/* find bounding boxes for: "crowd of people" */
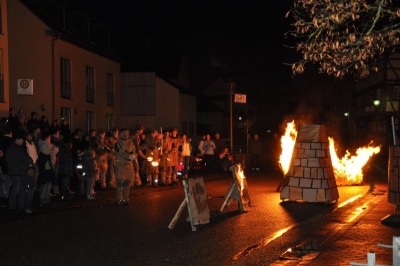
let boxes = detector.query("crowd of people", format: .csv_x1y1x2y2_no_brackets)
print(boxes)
1,107,262,214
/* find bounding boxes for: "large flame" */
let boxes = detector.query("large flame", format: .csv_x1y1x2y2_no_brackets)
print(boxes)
328,137,380,185
278,122,381,185
278,121,297,175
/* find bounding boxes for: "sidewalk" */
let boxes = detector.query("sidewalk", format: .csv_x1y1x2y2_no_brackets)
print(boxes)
273,183,400,266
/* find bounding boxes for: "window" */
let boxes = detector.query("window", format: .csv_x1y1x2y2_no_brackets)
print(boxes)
393,86,400,100
86,66,95,103
181,121,187,135
86,111,95,132
106,114,115,131
60,58,71,99
0,4,3,34
0,49,4,102
189,122,194,136
106,73,114,106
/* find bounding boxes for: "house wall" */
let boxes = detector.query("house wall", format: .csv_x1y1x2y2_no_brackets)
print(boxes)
155,77,179,130
0,0,9,116
179,92,196,136
7,0,120,132
120,72,181,131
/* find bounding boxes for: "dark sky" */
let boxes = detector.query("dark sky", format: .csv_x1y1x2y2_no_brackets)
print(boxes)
72,1,293,92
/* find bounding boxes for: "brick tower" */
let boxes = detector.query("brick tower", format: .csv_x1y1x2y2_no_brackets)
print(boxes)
280,124,339,203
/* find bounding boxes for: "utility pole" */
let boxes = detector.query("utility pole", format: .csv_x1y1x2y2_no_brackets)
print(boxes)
228,80,235,154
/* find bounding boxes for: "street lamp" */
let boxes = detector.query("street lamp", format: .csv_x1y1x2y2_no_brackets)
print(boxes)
228,80,235,154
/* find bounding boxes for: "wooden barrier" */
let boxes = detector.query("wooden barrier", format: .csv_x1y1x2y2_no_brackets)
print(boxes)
220,163,251,212
168,177,210,231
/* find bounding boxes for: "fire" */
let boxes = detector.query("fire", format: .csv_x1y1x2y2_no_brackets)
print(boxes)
237,164,245,195
278,121,381,185
328,137,380,185
279,121,297,174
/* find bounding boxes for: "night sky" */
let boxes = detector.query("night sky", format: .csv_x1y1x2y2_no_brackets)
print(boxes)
70,1,294,93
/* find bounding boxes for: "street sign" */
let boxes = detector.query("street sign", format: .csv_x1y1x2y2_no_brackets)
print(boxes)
17,79,33,95
234,93,246,103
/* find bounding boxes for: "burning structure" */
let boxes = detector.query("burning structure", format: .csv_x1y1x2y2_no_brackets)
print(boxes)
278,121,381,203
280,124,339,203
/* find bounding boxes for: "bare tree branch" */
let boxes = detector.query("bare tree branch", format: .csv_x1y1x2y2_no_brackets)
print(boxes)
286,0,400,78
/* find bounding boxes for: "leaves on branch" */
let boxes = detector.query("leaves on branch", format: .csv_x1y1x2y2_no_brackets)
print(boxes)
286,0,400,78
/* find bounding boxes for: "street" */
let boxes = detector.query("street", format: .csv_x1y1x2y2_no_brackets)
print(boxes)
0,168,377,266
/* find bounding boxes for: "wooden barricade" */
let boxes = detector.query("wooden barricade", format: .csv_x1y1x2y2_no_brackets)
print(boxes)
168,177,210,231
220,163,251,212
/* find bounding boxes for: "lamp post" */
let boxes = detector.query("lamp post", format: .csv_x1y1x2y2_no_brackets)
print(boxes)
228,80,235,154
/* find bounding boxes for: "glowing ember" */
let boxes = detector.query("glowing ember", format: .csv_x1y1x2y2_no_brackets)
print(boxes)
278,121,297,175
328,137,380,185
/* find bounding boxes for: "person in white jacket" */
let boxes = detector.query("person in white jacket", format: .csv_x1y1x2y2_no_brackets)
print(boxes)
180,134,192,178
24,132,39,189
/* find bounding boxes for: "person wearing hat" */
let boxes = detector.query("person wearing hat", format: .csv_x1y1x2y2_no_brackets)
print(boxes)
6,131,35,213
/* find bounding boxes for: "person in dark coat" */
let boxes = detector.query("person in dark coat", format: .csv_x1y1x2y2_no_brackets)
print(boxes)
39,115,50,135
60,118,71,142
57,140,74,200
0,126,13,203
6,131,34,213
26,112,40,134
7,107,20,137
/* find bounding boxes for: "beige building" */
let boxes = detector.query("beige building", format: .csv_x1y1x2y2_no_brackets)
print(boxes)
6,0,121,132
1,0,196,136
121,72,196,135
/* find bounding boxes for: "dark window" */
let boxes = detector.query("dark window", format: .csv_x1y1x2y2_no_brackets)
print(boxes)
0,74,4,102
0,4,3,34
86,111,95,132
106,73,114,106
86,66,95,103
60,58,71,99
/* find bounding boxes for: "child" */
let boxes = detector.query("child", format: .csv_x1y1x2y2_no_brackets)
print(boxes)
36,144,55,206
82,149,98,200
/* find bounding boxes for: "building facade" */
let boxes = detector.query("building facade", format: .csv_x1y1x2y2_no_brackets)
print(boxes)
6,0,121,132
120,72,196,135
353,53,400,148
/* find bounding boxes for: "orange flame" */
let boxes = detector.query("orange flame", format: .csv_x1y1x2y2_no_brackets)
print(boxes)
279,121,297,175
328,137,380,185
278,122,381,185
237,164,245,195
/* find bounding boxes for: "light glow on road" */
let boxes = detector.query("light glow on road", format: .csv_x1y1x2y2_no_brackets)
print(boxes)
337,194,362,209
232,224,295,261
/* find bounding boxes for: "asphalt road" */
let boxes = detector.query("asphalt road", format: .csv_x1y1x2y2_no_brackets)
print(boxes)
0,169,378,266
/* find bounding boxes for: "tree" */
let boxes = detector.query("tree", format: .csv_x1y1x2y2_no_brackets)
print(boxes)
286,0,400,78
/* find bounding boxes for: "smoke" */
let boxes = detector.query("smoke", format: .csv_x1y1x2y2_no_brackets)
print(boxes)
279,74,348,147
